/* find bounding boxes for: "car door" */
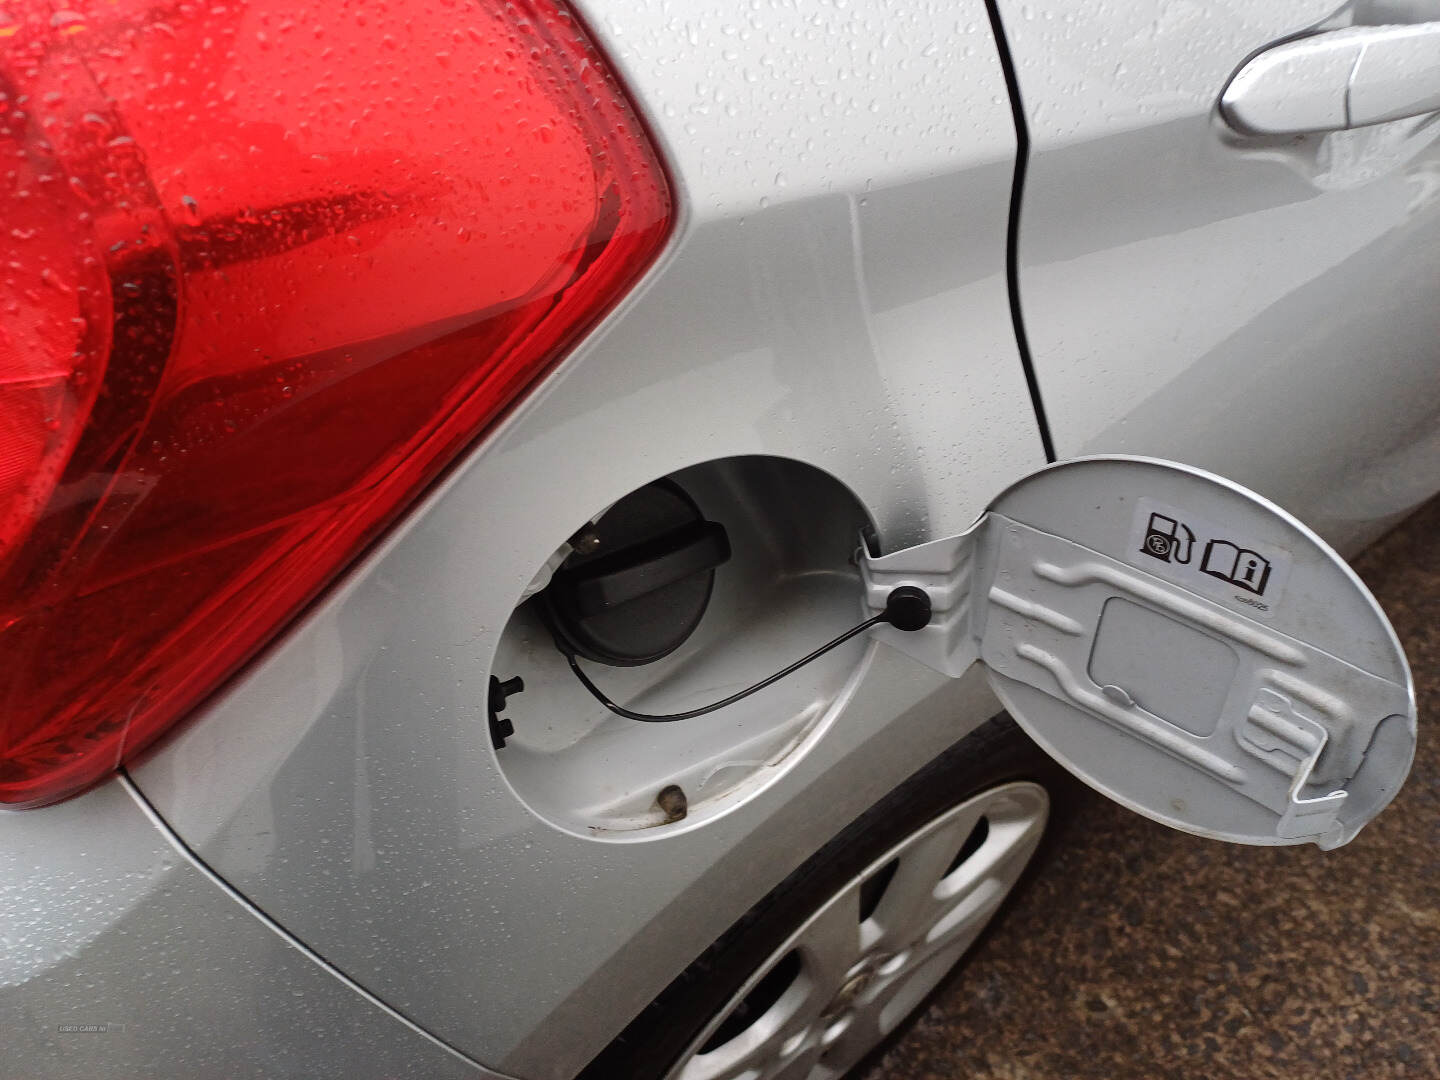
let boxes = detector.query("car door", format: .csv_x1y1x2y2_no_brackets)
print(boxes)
993,0,1440,553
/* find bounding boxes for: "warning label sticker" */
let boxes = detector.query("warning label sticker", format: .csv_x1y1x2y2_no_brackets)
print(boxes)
1125,497,1293,617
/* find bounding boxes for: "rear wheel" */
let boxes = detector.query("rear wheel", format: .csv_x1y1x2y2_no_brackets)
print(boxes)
582,715,1071,1080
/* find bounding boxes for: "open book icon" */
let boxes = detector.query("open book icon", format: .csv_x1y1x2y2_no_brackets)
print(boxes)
1201,539,1272,595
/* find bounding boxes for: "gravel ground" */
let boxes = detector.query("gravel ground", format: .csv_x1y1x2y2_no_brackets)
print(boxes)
861,498,1440,1080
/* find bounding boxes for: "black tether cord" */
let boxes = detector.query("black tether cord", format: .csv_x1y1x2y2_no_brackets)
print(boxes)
556,586,932,723
559,614,887,723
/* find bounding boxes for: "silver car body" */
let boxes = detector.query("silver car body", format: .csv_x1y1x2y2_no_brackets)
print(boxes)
5,0,1438,1077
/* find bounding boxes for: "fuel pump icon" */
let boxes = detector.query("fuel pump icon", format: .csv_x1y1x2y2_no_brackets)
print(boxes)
1140,512,1195,565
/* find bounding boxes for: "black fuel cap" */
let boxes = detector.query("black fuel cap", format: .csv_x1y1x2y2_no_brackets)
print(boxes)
541,480,731,667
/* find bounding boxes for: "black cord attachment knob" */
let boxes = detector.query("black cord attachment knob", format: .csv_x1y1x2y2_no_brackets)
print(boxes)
883,586,932,632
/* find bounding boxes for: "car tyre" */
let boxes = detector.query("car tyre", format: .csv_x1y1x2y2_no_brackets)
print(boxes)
580,714,1076,1080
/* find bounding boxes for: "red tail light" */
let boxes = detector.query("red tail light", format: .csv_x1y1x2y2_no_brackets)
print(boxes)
0,0,671,807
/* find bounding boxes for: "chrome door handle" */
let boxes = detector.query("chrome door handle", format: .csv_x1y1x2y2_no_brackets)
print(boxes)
1222,23,1440,135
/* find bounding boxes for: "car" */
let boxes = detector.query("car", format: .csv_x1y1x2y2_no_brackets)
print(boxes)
2,0,1435,1078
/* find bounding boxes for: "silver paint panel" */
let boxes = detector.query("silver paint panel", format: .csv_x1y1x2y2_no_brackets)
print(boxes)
0,777,504,1080
999,0,1440,551
126,1,1042,1076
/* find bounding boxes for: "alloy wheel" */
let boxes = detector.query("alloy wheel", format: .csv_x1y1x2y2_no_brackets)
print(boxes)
664,780,1050,1080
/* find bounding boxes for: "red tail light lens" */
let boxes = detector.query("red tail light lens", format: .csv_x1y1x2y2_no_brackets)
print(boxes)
0,0,671,807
